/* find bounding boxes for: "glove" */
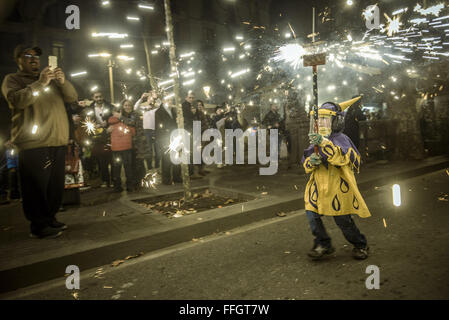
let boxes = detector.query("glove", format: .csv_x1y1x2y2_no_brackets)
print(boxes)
309,133,323,145
309,152,322,166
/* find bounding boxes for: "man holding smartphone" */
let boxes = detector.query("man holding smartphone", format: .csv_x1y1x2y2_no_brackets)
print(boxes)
1,44,78,239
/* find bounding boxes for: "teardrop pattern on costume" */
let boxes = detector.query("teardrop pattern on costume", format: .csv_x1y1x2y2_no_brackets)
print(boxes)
349,150,356,163
340,177,349,193
354,158,360,170
308,182,318,209
332,194,341,211
353,195,359,210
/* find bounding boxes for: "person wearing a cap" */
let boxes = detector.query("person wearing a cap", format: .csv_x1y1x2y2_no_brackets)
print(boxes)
1,45,78,239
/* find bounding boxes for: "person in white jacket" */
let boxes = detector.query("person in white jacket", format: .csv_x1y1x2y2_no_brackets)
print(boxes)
134,91,160,169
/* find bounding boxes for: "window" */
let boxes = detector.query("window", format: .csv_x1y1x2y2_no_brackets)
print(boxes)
203,27,215,43
52,41,64,62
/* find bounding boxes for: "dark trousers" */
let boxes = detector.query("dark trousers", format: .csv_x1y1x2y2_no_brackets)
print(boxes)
97,151,112,184
0,149,7,197
306,210,367,249
131,148,145,187
161,147,181,184
19,146,66,233
144,129,160,169
112,150,134,190
8,168,20,199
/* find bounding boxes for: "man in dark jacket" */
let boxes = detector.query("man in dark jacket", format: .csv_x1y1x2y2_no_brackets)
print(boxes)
262,104,283,157
182,92,195,131
343,95,366,149
211,106,225,129
155,98,182,185
1,44,78,238
262,104,282,130
76,92,114,187
182,92,195,175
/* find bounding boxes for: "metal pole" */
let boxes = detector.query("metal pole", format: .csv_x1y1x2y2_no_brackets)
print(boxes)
312,7,315,42
108,59,115,104
312,7,318,109
312,8,319,154
313,65,318,118
164,0,191,200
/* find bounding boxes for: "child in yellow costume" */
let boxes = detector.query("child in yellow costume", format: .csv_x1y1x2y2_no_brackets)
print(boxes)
302,99,370,260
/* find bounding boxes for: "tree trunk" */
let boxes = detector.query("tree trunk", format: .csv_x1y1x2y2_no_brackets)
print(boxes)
163,0,192,201
142,17,157,90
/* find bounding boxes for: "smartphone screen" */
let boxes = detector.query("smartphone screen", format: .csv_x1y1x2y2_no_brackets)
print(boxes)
48,56,58,70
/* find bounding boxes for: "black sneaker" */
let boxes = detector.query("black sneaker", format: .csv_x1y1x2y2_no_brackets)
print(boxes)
30,227,63,239
50,220,68,230
352,246,369,260
307,245,336,260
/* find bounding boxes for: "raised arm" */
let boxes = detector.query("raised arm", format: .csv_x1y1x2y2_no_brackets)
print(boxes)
2,74,45,110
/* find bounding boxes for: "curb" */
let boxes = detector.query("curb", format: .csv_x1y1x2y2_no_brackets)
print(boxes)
0,159,448,294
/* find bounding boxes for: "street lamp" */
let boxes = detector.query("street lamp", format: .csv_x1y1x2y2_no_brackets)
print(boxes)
88,52,116,104
107,59,115,104
138,3,154,10
137,3,157,89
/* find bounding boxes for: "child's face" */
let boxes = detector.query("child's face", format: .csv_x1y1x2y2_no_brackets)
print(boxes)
318,116,332,137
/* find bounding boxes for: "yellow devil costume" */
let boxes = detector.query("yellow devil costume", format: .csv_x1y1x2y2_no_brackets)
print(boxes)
301,97,370,260
302,97,371,218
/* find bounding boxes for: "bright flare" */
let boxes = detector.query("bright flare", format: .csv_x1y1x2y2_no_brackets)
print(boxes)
82,117,96,135
392,184,401,207
273,43,306,70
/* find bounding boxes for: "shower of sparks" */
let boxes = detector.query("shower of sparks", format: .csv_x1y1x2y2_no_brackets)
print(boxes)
272,43,306,69
385,14,402,36
414,3,445,17
362,5,377,22
166,135,183,154
287,22,296,39
141,171,160,189
81,117,96,135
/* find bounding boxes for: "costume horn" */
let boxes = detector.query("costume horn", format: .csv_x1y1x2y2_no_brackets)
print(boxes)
339,96,362,111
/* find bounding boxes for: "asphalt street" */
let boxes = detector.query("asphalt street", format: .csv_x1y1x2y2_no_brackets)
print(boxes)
7,169,449,300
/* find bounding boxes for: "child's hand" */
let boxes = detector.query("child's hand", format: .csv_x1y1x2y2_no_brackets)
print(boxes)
310,153,322,166
309,133,323,145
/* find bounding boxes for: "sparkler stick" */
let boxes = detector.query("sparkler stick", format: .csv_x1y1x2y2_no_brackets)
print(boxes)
303,7,326,155
312,9,319,155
